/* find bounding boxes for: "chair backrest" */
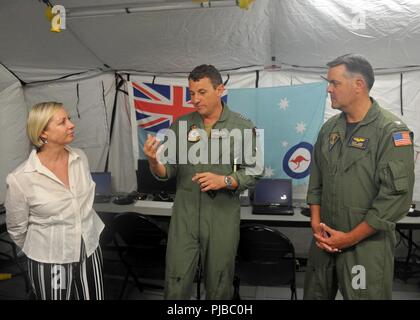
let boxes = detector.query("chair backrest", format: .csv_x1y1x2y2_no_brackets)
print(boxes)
113,212,167,249
112,212,167,297
236,224,296,287
238,224,295,262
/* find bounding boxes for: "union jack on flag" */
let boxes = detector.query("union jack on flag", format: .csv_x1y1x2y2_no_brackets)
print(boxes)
132,82,195,133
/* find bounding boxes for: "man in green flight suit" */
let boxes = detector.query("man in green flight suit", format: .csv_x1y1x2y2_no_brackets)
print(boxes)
304,54,415,299
144,64,263,299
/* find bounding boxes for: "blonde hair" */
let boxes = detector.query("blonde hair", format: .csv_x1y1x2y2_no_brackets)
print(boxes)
27,102,63,148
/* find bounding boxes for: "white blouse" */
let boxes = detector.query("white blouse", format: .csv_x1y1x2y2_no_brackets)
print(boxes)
5,146,104,264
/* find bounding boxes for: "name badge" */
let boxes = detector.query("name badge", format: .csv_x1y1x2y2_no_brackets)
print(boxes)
348,136,369,150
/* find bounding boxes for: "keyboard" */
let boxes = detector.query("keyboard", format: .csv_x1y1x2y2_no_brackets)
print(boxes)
135,200,173,209
252,205,294,215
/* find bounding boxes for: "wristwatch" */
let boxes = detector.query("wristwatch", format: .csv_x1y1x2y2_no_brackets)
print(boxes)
224,176,234,190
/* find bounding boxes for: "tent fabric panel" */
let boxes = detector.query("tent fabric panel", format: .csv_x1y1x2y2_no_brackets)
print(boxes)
0,82,30,203
0,0,105,82
272,0,420,69
23,73,115,173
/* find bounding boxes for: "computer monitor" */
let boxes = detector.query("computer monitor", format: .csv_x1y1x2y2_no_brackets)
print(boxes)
91,172,113,203
253,179,292,207
91,172,112,196
137,159,177,196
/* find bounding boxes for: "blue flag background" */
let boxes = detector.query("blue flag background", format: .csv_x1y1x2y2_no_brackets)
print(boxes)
227,82,327,185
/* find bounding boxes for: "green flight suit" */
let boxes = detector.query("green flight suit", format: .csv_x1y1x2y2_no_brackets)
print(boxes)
156,103,261,299
304,99,414,300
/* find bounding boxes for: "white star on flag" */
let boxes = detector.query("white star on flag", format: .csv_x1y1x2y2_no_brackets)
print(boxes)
282,141,289,147
263,166,274,178
295,122,306,133
278,98,289,111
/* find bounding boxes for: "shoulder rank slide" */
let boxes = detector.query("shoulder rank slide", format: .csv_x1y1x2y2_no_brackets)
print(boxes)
392,131,412,147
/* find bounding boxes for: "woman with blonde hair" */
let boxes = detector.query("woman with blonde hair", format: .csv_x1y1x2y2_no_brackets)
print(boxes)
5,102,105,300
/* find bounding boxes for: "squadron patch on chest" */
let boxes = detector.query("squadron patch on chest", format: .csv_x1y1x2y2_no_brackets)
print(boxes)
329,132,340,151
187,124,201,142
348,136,369,150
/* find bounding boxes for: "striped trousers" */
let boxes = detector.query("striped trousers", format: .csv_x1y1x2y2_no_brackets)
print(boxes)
27,243,104,300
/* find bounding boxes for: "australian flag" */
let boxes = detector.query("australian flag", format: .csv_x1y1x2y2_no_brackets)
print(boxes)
228,82,327,185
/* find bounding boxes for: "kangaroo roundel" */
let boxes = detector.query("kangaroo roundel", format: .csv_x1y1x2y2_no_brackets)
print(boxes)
283,142,313,179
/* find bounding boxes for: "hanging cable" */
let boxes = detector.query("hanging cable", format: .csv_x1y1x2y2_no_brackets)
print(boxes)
102,80,109,132
223,74,230,86
38,0,53,7
400,73,404,116
255,70,259,88
104,74,126,172
75,83,81,119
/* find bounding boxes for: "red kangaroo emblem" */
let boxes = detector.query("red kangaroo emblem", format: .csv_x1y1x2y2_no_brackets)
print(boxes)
289,155,309,169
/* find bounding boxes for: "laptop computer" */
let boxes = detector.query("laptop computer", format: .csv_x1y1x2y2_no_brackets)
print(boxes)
91,172,112,203
252,179,294,215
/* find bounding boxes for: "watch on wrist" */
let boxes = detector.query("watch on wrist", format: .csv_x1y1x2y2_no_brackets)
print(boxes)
224,175,234,190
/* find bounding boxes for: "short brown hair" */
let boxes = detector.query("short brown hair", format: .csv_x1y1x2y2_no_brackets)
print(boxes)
188,64,223,89
327,54,375,91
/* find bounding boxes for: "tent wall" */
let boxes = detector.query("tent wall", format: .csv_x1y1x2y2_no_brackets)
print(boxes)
272,0,420,70
0,1,105,82
66,1,271,75
3,1,420,83
0,65,30,204
23,72,116,173
108,77,137,193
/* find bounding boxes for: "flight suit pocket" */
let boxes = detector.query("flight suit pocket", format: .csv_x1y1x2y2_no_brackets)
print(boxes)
384,160,408,194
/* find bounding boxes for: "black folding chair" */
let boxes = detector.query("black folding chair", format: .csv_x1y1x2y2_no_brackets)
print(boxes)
0,219,31,297
113,212,167,299
235,224,297,300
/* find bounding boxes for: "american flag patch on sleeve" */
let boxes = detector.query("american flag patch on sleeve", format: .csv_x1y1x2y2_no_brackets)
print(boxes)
392,131,412,147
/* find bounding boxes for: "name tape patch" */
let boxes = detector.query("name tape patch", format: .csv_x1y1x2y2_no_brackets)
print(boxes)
348,136,369,150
